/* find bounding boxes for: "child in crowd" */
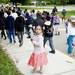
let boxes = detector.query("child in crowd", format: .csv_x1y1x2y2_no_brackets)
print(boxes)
67,16,75,56
28,25,48,74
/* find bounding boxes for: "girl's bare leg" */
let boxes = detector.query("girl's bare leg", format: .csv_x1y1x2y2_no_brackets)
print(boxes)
37,66,43,74
32,67,37,73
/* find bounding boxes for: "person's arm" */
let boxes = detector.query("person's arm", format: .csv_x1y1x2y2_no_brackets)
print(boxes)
67,23,71,37
49,26,54,32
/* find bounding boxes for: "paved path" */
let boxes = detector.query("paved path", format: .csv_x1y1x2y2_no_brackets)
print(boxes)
0,34,75,75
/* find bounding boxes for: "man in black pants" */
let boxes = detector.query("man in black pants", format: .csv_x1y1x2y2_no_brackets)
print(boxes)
15,12,25,47
0,10,6,40
43,13,55,54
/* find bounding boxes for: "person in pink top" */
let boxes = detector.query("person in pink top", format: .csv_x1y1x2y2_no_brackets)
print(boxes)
28,25,48,74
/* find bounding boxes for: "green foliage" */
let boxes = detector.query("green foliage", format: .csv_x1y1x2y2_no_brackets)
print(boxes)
0,46,22,75
10,0,32,5
50,0,69,5
58,10,75,18
0,0,75,5
22,0,32,5
68,0,75,4
0,0,10,3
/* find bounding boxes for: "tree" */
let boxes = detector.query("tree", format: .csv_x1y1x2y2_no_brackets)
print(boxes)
69,0,75,4
0,0,10,3
0,0,75,5
22,0,32,5
10,0,32,5
61,0,69,5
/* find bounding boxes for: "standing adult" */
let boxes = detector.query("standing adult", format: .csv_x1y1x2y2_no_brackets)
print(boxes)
15,11,25,47
61,9,67,22
6,10,16,43
52,6,58,14
33,11,44,29
53,12,60,35
43,12,55,54
0,10,6,40
25,12,33,38
11,9,18,20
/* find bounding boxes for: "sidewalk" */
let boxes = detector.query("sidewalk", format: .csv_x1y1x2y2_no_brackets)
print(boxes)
0,34,75,75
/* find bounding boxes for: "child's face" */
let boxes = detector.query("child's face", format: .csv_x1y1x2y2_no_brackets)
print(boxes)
36,26,42,35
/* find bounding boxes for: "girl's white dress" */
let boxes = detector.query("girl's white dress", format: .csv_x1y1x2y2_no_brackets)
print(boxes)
28,34,48,68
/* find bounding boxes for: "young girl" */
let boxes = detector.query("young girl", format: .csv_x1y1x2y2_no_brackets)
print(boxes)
28,25,48,74
67,16,75,56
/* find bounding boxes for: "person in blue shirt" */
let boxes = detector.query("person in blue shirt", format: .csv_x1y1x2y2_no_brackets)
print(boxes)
6,10,16,43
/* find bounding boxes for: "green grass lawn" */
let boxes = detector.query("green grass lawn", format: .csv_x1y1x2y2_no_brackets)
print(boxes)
67,11,75,16
0,46,23,75
59,10,75,18
19,6,75,17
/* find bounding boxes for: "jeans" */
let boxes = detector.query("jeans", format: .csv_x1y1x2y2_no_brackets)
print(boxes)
26,26,31,37
17,32,23,44
7,30,15,43
67,35,75,54
44,37,55,51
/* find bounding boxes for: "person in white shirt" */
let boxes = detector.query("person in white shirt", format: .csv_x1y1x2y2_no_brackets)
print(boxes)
67,16,75,55
30,9,36,20
11,9,18,20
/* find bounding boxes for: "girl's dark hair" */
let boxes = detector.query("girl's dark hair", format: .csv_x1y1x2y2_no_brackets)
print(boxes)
35,25,43,32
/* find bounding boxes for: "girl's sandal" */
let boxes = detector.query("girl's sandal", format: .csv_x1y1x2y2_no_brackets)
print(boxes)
36,71,43,74
31,69,36,73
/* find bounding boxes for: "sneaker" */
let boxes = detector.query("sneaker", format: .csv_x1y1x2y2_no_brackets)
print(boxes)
31,68,36,73
19,43,23,47
14,40,16,43
49,50,55,54
36,71,43,74
27,36,31,38
68,53,74,57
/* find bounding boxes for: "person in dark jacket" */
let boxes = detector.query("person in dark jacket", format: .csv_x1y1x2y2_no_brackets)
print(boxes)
43,13,55,54
52,6,58,14
0,10,6,40
15,11,25,47
6,10,16,43
61,9,67,22
25,12,33,38
33,12,44,27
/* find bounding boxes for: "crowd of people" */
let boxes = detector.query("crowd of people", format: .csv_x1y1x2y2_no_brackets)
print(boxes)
0,4,75,74
0,4,59,50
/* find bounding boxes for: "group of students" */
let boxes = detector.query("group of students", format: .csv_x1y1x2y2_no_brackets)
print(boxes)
0,4,25,46
0,4,75,74
0,4,59,51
